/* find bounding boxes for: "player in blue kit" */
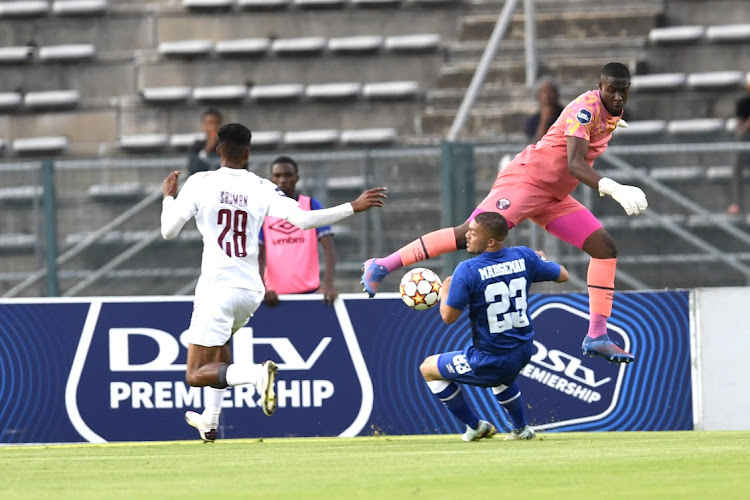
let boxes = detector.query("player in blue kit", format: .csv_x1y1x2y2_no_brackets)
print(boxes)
420,212,569,440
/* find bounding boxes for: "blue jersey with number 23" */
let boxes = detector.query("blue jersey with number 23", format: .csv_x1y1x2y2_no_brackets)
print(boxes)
446,246,562,355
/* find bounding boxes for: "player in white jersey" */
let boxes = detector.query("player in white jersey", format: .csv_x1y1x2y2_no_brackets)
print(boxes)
160,123,386,442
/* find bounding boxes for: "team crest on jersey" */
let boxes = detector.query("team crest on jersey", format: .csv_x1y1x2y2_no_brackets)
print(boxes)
576,109,592,124
496,198,511,210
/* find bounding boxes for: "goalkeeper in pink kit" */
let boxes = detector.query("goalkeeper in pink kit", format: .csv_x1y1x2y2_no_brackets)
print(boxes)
363,62,646,363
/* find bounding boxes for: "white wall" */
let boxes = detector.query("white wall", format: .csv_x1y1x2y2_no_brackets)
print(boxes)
692,287,750,430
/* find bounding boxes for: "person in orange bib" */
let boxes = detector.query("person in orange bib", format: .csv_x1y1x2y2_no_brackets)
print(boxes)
260,156,339,306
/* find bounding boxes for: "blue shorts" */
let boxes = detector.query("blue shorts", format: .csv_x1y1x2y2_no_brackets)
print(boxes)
436,339,534,388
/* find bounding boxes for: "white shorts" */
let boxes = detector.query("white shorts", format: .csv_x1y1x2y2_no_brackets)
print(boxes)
185,281,264,347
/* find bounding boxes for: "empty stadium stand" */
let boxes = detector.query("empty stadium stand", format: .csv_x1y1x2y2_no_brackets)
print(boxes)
3,0,750,297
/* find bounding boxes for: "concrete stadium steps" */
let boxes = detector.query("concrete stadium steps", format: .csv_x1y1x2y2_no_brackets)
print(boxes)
625,90,740,121
156,5,465,41
0,253,38,292
58,273,192,297
0,9,155,52
662,0,750,26
604,225,750,288
2,109,117,155
446,35,648,64
117,100,421,137
645,42,750,74
436,58,644,90
458,9,663,42
420,107,527,138
136,53,441,90
0,57,138,98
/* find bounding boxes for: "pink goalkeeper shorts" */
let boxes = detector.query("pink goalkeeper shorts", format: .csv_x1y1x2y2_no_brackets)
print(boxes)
469,172,602,249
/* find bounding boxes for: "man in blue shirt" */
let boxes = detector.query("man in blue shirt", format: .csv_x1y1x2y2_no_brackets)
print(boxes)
420,212,569,441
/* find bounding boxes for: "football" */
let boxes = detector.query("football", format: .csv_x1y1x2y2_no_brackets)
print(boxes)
399,268,442,311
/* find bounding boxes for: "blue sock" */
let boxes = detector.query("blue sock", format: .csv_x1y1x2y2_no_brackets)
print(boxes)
427,380,480,429
494,382,527,430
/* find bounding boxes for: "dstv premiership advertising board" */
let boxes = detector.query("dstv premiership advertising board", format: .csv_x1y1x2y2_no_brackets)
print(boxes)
0,291,691,443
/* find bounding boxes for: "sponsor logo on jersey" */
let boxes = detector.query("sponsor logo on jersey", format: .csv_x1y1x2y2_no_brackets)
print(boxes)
496,198,511,210
269,219,300,235
576,109,592,124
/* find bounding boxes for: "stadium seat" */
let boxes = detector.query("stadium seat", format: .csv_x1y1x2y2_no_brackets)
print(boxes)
117,134,170,152
250,130,283,148
0,1,49,17
686,71,746,90
362,81,419,99
158,40,214,57
193,85,247,101
170,133,204,149
340,128,397,146
410,0,457,5
271,37,327,56
139,86,192,103
293,0,345,8
0,185,42,202
52,0,107,16
88,183,147,201
350,0,402,7
0,46,34,63
24,90,80,108
249,84,305,101
667,118,726,135
0,233,36,251
384,34,441,53
305,83,361,100
327,35,384,55
705,24,750,43
237,0,290,9
726,118,738,133
0,92,22,109
706,165,732,180
630,73,686,91
215,38,271,56
612,120,668,136
283,130,339,147
182,0,235,10
647,25,705,44
649,166,705,182
0,138,7,152
12,136,69,154
38,44,95,62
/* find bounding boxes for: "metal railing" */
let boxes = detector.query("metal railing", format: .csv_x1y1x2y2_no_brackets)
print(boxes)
2,141,750,297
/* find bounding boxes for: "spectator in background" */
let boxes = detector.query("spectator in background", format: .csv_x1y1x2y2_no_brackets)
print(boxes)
727,94,750,215
259,156,339,307
524,76,565,144
188,109,223,175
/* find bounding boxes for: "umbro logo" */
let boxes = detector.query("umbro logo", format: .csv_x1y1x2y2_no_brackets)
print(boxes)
269,219,299,235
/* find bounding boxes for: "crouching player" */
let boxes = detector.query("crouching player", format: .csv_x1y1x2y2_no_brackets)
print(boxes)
420,212,569,440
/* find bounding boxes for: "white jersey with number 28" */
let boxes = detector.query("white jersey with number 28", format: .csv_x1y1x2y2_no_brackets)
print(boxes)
169,167,298,291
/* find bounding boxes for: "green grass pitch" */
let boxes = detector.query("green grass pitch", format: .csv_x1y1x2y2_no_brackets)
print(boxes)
2,431,749,499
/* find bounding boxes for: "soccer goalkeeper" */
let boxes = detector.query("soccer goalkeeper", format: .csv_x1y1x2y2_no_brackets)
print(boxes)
363,62,645,364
